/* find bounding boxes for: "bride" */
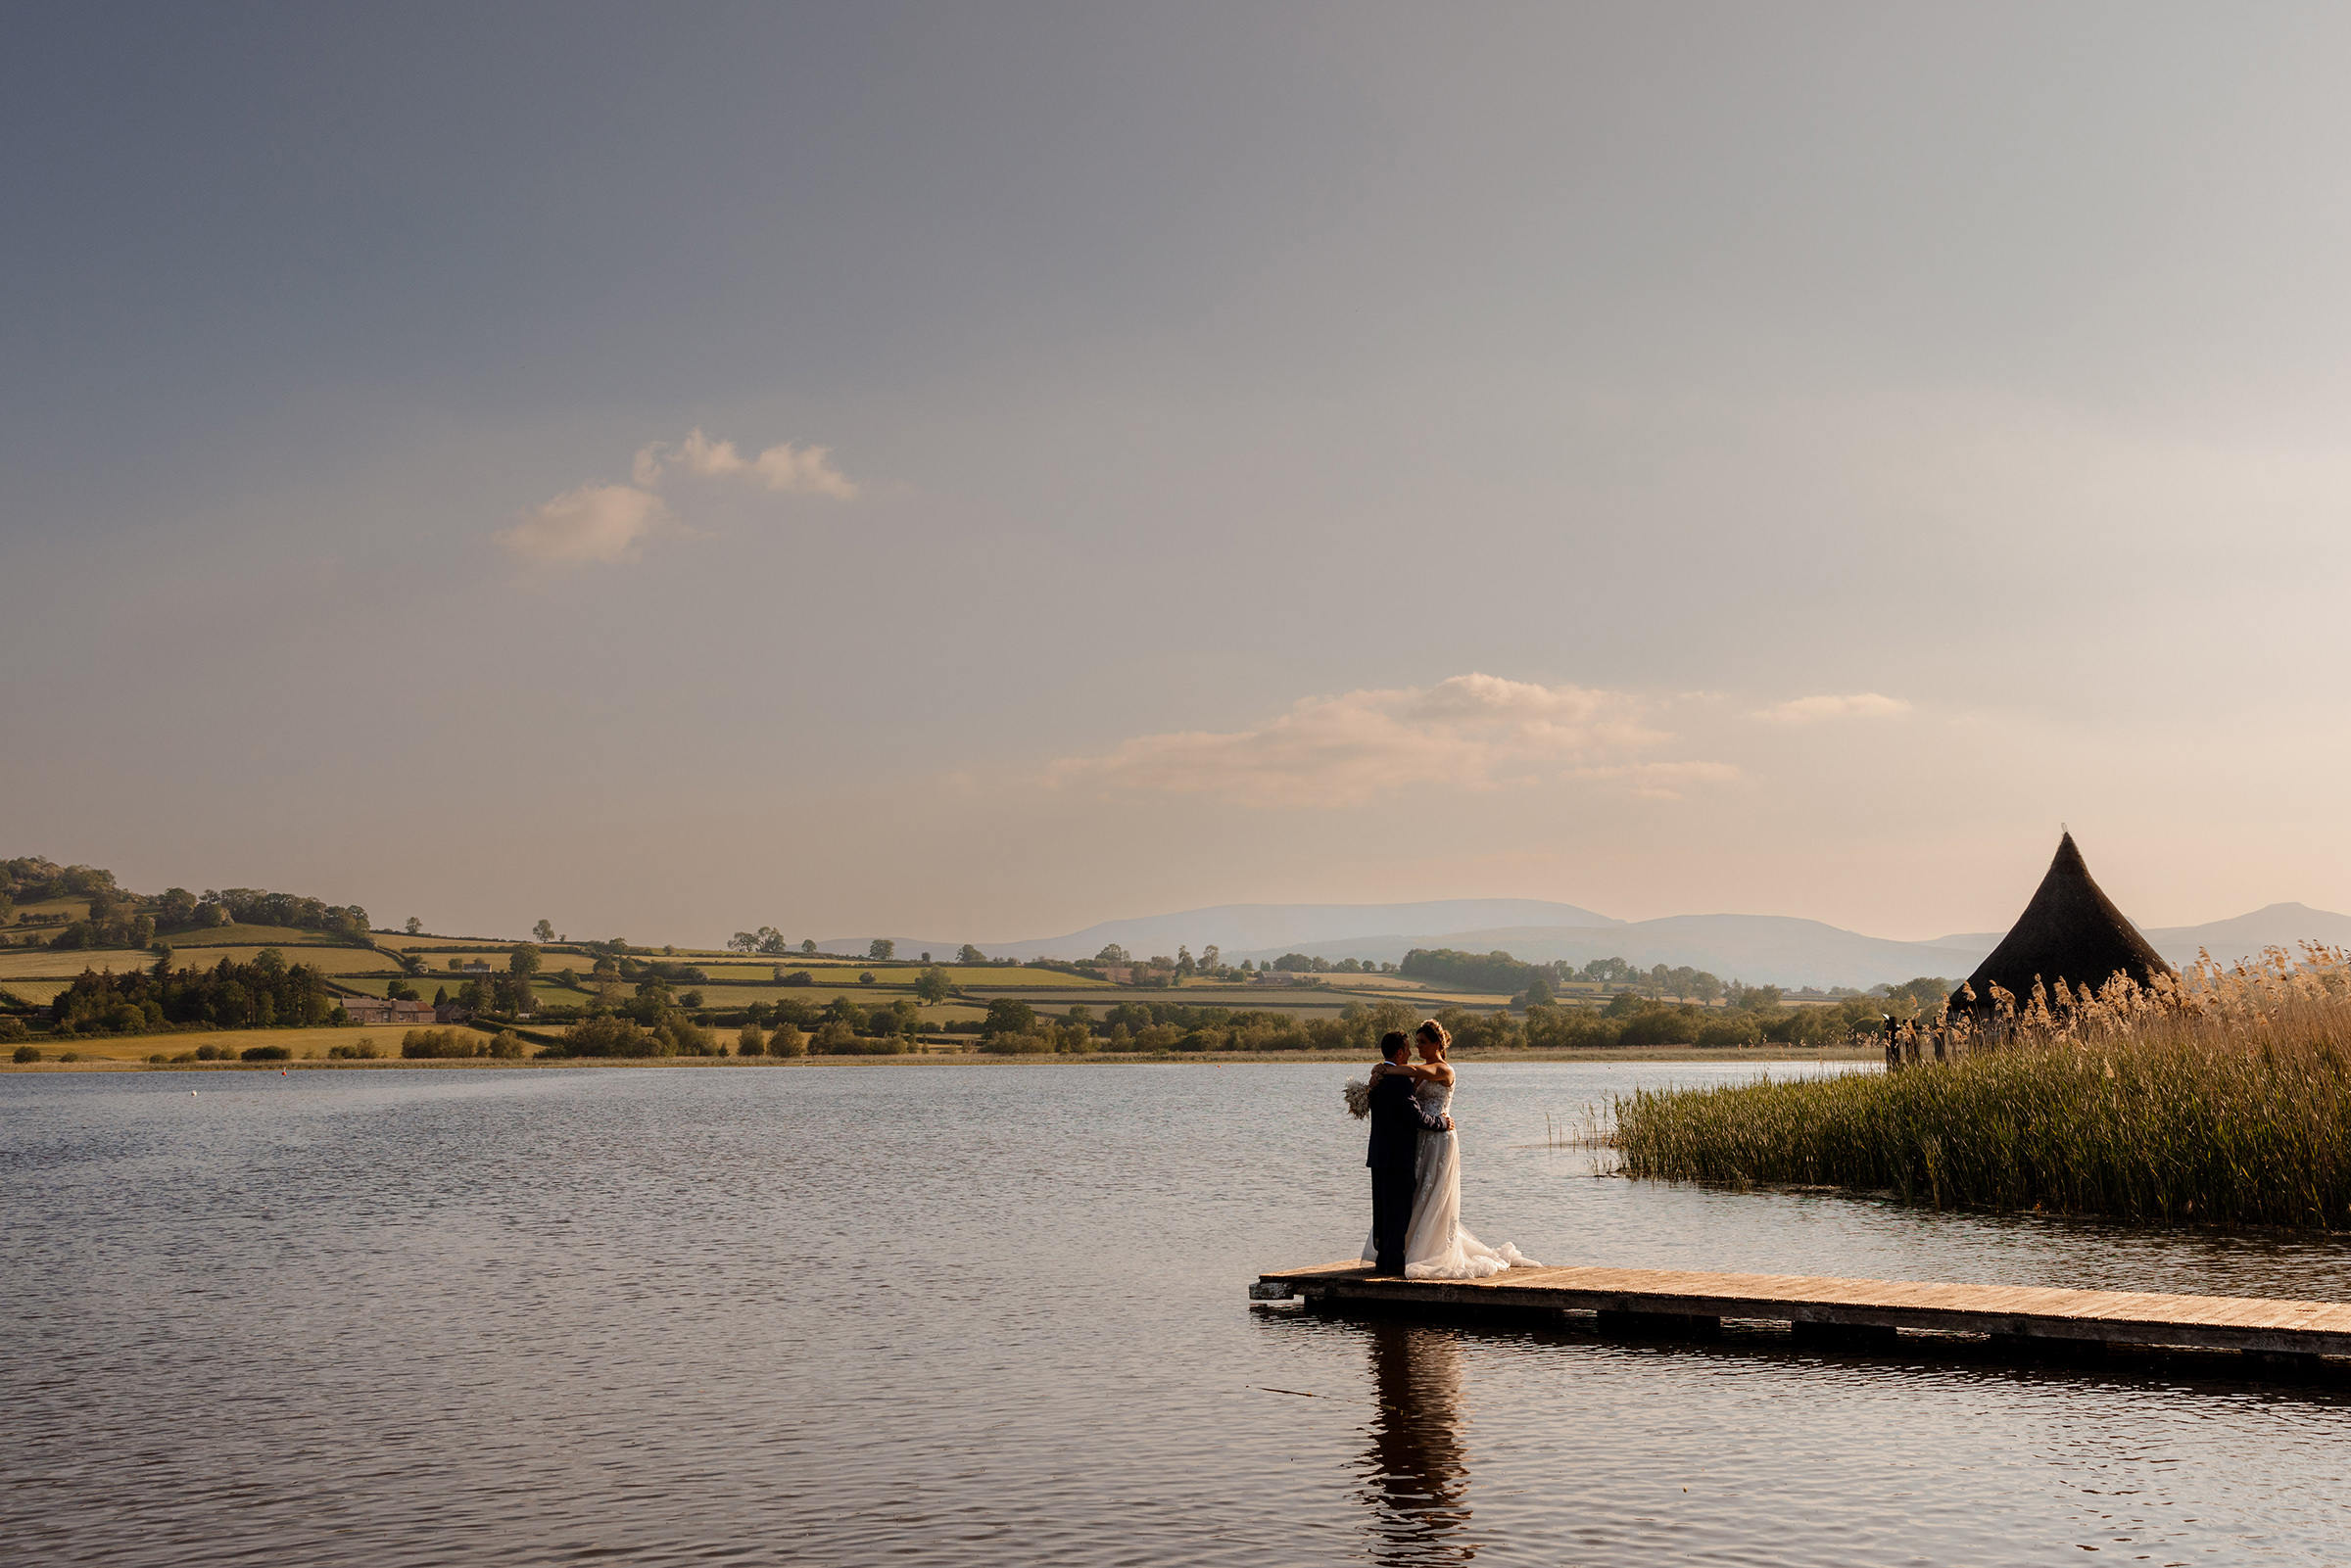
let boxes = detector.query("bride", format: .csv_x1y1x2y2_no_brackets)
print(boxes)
1371,1020,1539,1280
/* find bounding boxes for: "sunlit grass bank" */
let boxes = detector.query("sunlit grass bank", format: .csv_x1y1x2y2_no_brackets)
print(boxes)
1615,949,2351,1228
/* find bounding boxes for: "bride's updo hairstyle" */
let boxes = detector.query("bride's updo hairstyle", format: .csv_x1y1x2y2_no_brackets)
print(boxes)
1415,1020,1451,1055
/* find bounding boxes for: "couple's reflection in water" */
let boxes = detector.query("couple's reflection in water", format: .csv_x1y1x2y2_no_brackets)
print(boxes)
1358,1321,1477,1563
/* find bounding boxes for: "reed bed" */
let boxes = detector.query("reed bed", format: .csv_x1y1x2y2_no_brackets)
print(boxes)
1614,947,2351,1228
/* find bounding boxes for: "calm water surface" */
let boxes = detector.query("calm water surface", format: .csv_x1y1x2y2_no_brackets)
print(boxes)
7,1061,2351,1565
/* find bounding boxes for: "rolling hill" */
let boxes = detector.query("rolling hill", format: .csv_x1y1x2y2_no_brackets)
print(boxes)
818,898,2351,992
814,899,1622,965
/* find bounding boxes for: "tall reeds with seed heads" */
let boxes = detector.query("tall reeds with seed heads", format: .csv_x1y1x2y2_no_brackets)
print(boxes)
1615,946,2351,1228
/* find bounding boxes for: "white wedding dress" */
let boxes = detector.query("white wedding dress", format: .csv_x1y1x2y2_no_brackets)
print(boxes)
1362,1076,1540,1280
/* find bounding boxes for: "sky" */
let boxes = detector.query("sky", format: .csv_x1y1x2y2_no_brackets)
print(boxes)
7,2,2351,948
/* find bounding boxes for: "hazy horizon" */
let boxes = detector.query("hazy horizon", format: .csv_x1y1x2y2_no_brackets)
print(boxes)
10,5,2351,947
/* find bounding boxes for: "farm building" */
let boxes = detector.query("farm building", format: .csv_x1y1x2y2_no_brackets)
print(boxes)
340,997,437,1026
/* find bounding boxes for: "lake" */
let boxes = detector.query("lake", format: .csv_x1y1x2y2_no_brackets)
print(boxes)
6,1060,2350,1564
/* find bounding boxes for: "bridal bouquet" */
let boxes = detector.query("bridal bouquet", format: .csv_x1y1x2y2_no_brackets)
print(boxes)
1343,1078,1372,1119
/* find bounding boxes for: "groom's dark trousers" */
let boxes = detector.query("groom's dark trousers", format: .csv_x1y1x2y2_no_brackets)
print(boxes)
1367,1070,1424,1274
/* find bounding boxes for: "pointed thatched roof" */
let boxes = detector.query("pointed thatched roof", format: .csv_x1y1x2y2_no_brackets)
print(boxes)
1954,832,2173,1012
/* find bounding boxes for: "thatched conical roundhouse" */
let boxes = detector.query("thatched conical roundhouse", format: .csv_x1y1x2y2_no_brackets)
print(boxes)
1952,832,2173,1013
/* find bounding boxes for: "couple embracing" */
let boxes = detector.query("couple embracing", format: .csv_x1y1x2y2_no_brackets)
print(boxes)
1362,1020,1539,1280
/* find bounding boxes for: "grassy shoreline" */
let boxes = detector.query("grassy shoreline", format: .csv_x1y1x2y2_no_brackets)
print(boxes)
1616,954,2351,1229
6,1042,1881,1071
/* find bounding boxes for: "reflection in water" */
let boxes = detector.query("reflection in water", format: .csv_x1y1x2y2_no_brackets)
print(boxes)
1359,1323,1475,1564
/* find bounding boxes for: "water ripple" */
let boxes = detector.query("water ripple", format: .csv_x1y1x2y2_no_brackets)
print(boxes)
5,1062,2350,1564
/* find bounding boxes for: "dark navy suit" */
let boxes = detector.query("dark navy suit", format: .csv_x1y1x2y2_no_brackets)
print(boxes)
1367,1069,1446,1273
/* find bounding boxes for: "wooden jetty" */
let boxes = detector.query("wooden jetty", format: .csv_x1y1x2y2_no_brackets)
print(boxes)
1251,1261,2351,1362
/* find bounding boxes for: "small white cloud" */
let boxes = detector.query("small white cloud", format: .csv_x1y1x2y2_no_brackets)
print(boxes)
498,427,858,566
1052,673,1726,809
496,483,674,565
633,428,859,499
1749,692,1912,725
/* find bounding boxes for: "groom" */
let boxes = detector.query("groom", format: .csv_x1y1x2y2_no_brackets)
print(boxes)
1367,1029,1453,1275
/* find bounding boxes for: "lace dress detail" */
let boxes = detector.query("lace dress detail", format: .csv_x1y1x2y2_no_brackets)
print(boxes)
1400,1079,1538,1280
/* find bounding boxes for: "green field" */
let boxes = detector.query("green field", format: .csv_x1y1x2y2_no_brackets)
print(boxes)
374,932,601,958
348,946,1105,995
557,962,1113,991
3,947,1464,1019
0,947,152,979
1134,982,1500,1009
176,944,393,974
24,945,396,978
687,960,866,979
939,970,1112,989
4,896,93,923
318,974,979,1017
329,972,996,1023
2,1022,508,1067
340,974,554,1002
524,976,988,1019
760,984,1015,1009
0,942,401,979
163,923,362,948
744,964,1112,989
0,921,380,960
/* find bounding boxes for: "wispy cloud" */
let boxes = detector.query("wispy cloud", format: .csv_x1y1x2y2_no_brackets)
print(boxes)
632,429,859,499
1562,760,1746,801
1749,692,1912,724
1050,673,1725,808
501,428,859,565
495,483,675,566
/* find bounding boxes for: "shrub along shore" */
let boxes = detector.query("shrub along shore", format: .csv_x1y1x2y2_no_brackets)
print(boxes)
1616,948,2351,1229
8,1035,1875,1069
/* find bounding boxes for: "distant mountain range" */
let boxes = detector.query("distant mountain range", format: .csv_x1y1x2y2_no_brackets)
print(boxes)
2139,903,2351,971
815,898,2351,992
1215,916,1996,990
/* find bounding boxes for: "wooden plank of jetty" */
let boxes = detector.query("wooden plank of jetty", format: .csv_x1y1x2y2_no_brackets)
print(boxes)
1249,1260,2351,1358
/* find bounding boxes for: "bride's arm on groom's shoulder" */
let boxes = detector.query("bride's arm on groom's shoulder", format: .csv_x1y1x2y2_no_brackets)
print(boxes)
1370,1064,1454,1130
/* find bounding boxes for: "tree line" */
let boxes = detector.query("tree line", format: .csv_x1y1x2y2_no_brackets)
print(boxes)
964,980,1969,1056
1399,947,1729,998
528,970,1967,1059
1398,946,1953,1014
3,856,370,952
48,949,336,1035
